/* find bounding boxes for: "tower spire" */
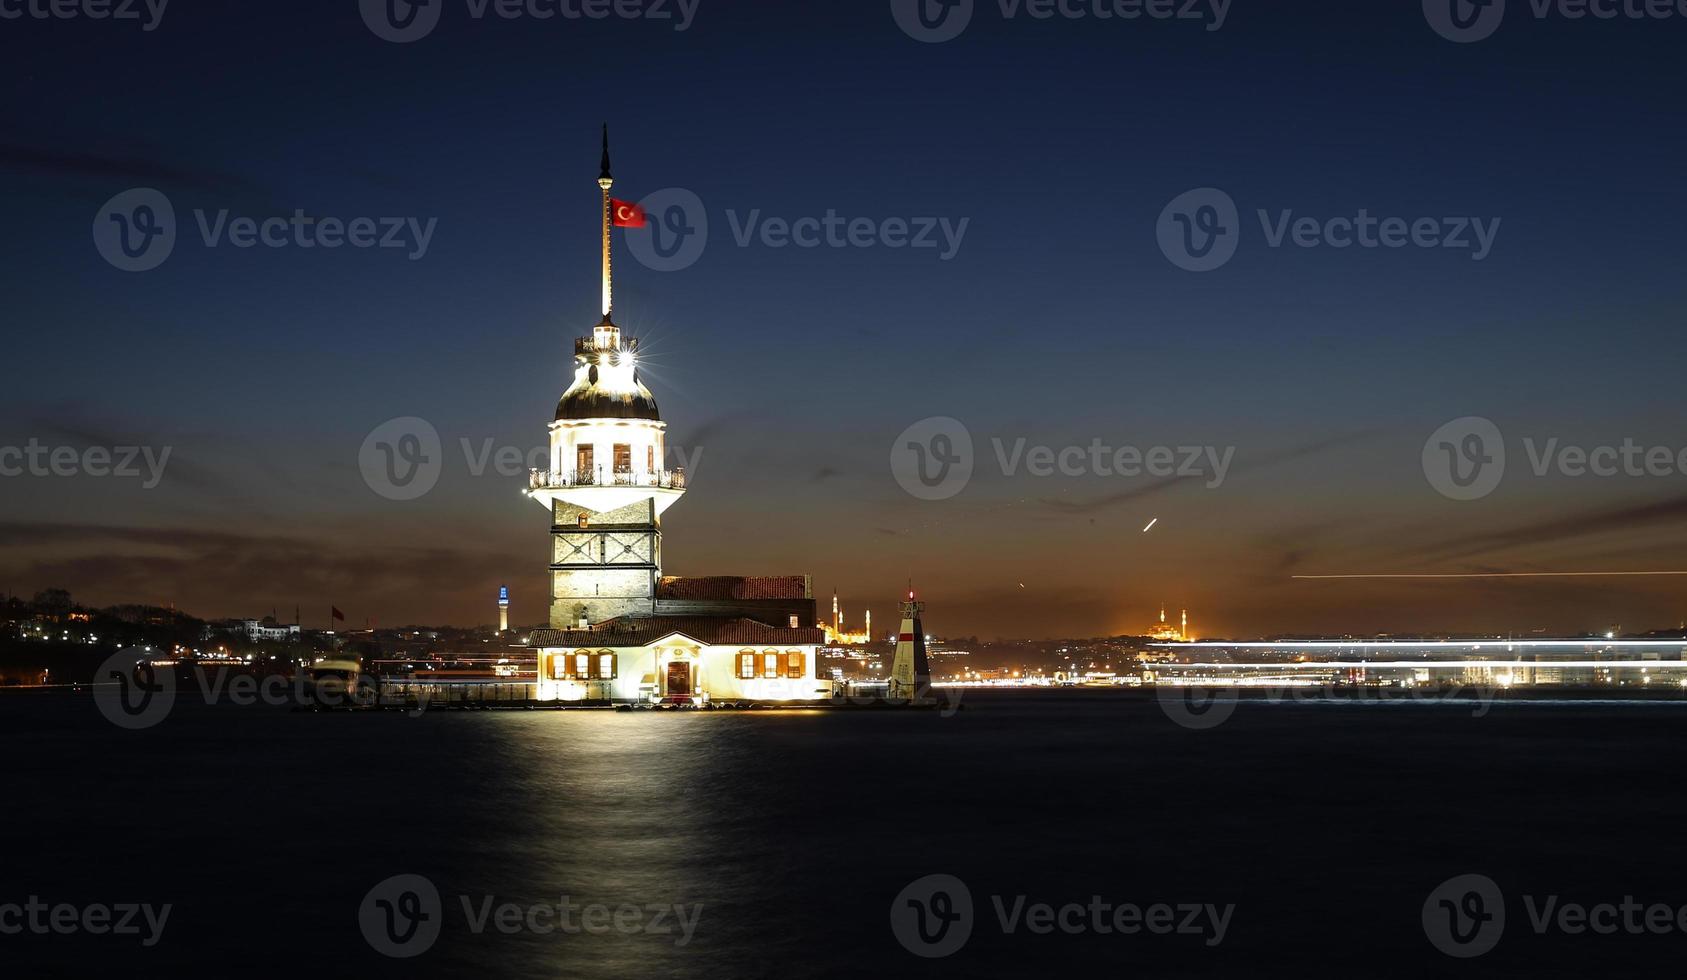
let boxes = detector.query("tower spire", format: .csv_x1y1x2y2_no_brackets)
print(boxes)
598,123,614,321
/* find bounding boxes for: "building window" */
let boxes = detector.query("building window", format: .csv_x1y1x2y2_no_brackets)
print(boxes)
647,445,655,473
788,614,799,629
737,651,756,679
551,654,567,680
785,651,805,679
597,652,616,680
574,652,590,679
576,445,594,482
762,650,781,679
614,443,632,474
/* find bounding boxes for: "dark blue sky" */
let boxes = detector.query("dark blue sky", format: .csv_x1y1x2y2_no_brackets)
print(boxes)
3,1,1685,637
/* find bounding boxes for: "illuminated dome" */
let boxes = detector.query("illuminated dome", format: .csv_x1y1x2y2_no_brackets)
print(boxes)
554,319,661,422
555,379,661,421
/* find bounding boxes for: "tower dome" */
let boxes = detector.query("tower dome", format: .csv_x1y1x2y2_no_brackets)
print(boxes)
555,320,661,421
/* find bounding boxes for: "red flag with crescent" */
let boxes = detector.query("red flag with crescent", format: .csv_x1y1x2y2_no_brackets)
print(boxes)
611,199,646,228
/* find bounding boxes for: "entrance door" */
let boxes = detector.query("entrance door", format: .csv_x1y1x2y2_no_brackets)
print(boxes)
665,661,692,696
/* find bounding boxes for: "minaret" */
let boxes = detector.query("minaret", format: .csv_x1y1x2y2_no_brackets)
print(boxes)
888,590,932,701
525,128,685,629
1180,608,1188,642
865,608,871,642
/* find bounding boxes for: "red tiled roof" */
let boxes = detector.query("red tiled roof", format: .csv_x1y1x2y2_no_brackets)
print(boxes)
529,616,825,649
657,576,809,600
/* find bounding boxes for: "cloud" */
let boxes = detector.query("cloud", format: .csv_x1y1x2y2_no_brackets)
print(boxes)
1403,492,1687,564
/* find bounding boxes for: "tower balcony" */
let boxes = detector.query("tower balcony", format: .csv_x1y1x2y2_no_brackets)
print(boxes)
529,468,686,492
575,336,640,356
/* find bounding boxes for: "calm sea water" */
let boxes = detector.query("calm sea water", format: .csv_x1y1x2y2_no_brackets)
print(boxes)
4,688,1686,977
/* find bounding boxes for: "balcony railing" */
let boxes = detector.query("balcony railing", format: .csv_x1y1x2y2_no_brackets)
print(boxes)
574,337,640,356
529,468,686,491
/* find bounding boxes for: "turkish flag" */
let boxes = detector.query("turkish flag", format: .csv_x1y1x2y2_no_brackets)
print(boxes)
331,606,345,622
611,199,646,228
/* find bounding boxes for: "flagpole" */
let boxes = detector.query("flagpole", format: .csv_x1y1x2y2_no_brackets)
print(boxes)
599,123,614,320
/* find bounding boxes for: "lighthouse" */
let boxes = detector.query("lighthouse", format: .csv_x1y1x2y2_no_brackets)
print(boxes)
525,126,685,629
520,130,827,707
888,591,932,701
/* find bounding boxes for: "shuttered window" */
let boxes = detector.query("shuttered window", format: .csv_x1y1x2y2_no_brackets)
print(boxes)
762,650,780,678
738,651,756,679
598,652,616,679
785,651,805,679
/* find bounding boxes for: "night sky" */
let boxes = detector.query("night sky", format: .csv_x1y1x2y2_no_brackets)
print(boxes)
3,1,1685,638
